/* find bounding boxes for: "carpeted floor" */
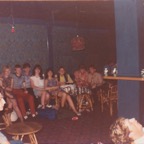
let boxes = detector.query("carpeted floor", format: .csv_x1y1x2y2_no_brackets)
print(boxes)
3,101,117,144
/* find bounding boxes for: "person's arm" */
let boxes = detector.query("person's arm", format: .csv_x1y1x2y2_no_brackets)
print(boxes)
22,80,28,93
96,74,104,86
5,78,13,91
44,79,59,91
67,74,73,83
1,78,12,92
30,78,44,90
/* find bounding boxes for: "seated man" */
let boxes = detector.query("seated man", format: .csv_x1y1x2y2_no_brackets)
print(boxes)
88,65,104,100
110,117,144,144
12,64,36,119
74,65,88,87
88,65,103,89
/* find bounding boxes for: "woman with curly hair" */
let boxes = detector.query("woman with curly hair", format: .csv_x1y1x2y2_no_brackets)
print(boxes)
110,117,144,144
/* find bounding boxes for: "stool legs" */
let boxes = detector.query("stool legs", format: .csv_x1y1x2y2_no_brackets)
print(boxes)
77,94,93,112
29,133,38,144
12,133,38,144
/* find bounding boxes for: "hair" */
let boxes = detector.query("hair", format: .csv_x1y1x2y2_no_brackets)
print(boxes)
2,65,11,73
89,65,96,69
58,66,65,72
32,64,43,79
45,68,54,79
58,66,68,82
23,63,31,69
79,64,86,70
110,117,133,144
14,64,21,69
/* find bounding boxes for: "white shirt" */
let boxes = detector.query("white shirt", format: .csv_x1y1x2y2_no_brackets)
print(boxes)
30,76,44,88
88,72,103,88
134,128,144,144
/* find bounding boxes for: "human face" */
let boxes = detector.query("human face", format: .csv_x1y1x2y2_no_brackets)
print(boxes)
23,67,30,74
80,68,85,74
89,67,96,74
4,68,11,77
124,118,143,140
35,68,40,75
15,68,22,75
59,68,65,75
47,70,53,77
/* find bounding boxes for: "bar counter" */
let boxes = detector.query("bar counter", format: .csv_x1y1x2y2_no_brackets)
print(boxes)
103,76,144,81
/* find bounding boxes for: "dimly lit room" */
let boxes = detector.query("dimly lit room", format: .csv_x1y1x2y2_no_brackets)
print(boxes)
0,0,144,144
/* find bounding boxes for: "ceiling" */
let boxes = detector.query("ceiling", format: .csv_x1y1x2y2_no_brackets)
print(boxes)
0,1,115,29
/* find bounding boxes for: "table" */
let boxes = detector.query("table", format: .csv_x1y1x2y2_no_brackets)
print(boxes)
5,122,42,144
103,76,144,81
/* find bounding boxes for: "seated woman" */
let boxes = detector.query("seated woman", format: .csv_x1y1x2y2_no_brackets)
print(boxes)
56,66,73,85
45,68,81,116
30,64,46,109
0,66,23,122
110,117,144,144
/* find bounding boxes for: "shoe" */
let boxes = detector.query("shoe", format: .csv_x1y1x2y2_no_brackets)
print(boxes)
79,109,84,113
76,112,81,116
35,111,38,115
26,111,31,115
24,115,28,120
72,116,78,120
46,104,52,108
41,105,45,109
37,104,42,109
32,114,36,118
52,105,59,110
86,109,91,112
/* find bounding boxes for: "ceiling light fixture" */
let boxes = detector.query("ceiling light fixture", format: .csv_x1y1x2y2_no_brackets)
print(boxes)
71,4,85,51
10,3,15,33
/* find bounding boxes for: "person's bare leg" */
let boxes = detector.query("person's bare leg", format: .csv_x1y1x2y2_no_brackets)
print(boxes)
66,94,79,114
45,93,50,106
59,92,67,107
41,91,46,109
11,99,23,122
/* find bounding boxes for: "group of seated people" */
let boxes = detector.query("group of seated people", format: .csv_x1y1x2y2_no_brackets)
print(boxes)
0,63,104,122
1,63,142,144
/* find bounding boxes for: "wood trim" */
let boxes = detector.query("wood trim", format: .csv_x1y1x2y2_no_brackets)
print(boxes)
103,76,144,81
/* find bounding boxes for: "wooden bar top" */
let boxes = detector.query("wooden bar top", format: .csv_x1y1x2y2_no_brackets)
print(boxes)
103,76,144,81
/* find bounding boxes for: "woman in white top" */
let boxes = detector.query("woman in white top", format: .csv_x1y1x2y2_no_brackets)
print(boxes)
30,65,47,109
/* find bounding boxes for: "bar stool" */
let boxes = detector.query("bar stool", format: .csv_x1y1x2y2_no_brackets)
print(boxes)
109,85,118,116
76,87,93,112
100,85,118,116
